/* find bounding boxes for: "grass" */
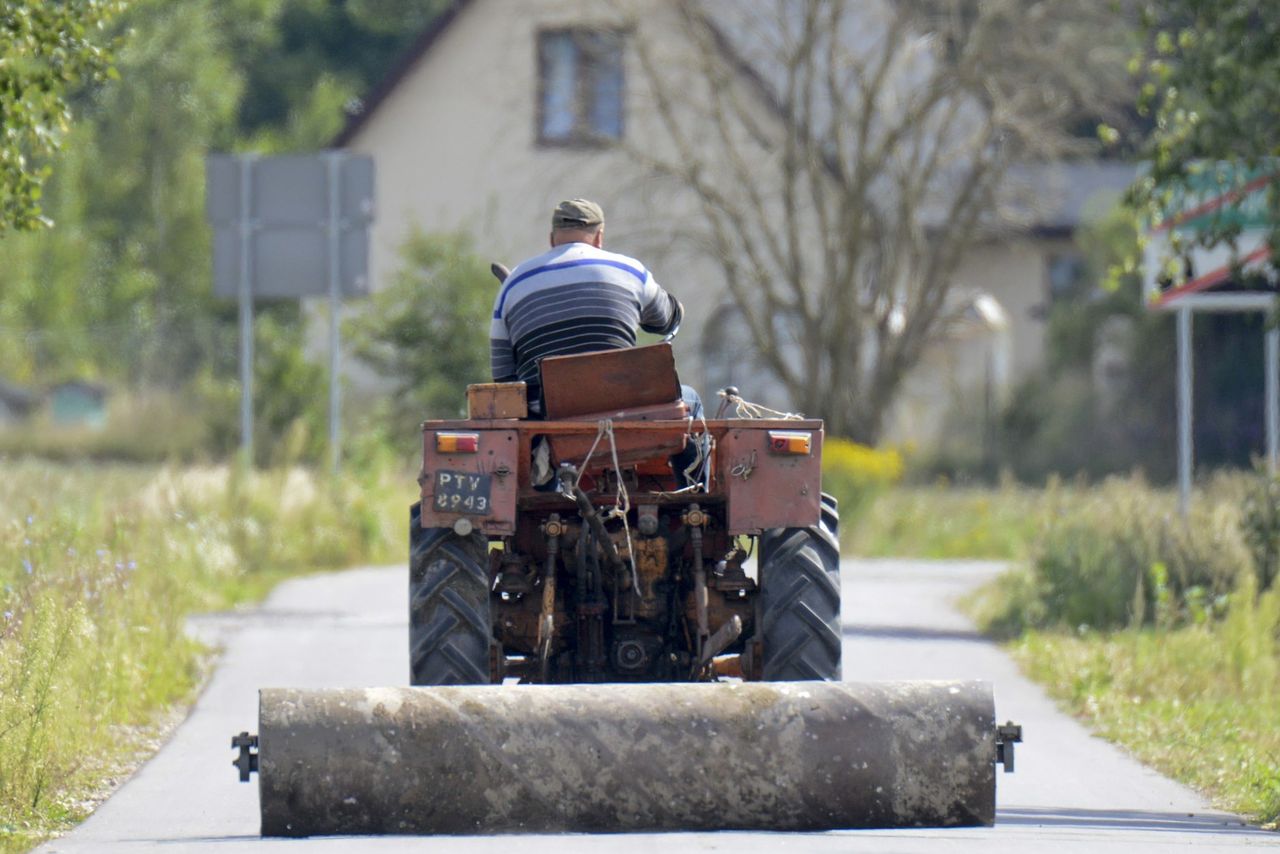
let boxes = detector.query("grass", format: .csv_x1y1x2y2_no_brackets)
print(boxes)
851,476,1279,824
0,458,413,852
955,473,1280,826
1009,583,1280,824
844,481,1056,559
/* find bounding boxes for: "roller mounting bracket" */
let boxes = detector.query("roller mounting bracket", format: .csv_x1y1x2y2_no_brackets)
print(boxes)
995,721,1022,773
232,731,259,782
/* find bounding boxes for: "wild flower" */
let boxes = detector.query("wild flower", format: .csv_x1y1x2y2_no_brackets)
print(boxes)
22,558,33,575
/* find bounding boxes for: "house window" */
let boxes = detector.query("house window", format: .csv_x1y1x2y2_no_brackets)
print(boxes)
1046,251,1088,302
537,29,625,146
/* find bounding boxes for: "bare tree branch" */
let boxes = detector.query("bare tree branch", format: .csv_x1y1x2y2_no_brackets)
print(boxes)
624,0,1130,440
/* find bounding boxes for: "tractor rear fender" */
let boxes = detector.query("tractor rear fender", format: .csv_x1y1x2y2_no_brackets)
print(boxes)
420,427,519,535
718,424,823,535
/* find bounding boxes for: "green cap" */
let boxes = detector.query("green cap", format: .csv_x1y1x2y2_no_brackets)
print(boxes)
551,198,605,230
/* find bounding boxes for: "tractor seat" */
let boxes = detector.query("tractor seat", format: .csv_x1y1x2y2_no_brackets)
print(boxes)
539,343,688,422
538,344,689,470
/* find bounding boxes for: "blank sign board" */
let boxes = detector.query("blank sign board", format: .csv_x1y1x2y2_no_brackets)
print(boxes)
207,153,374,299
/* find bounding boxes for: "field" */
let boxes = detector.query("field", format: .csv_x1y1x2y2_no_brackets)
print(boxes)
3,463,1278,850
0,459,412,852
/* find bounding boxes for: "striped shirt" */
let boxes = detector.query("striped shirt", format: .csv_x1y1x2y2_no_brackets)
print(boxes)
490,242,682,411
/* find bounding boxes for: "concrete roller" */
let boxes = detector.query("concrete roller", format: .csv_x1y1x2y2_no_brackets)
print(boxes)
249,680,1010,836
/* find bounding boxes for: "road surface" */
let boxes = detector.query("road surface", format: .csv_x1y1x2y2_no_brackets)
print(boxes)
40,558,1277,852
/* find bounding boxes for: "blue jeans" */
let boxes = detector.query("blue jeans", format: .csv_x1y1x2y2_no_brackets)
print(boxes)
670,385,707,488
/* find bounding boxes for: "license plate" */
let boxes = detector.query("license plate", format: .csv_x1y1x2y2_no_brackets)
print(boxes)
433,470,492,515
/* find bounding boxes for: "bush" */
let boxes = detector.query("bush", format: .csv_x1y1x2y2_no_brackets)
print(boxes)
1240,468,1280,592
346,230,493,423
996,476,1252,632
821,438,902,527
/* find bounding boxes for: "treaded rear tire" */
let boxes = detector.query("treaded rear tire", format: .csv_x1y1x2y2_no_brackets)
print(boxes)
759,493,841,681
409,502,492,685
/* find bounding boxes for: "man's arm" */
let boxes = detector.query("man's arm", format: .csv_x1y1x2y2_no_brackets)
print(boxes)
638,270,683,337
490,312,518,383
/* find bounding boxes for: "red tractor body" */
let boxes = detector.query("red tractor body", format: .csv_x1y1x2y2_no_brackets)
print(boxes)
411,343,839,685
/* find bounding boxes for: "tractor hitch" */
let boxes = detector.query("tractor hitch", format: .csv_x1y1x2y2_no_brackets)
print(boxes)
232,731,259,782
995,721,1023,773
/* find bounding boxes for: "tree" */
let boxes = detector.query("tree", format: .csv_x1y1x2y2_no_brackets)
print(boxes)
0,0,127,231
0,0,243,384
347,230,493,423
228,0,453,145
1119,1,1280,278
624,0,1131,443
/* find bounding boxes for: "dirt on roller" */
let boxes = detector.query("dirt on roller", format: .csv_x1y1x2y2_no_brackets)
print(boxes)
37,558,1277,853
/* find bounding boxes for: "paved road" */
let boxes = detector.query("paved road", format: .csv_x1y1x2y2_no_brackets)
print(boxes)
41,559,1277,852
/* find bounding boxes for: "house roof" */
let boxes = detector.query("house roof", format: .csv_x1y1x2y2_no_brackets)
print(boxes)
333,0,477,147
1013,161,1138,235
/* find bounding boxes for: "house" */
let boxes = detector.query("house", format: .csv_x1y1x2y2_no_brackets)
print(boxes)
887,161,1138,444
334,0,1134,445
333,0,734,392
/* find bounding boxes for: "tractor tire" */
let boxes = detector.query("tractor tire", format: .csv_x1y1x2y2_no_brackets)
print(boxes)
758,493,842,681
408,502,492,685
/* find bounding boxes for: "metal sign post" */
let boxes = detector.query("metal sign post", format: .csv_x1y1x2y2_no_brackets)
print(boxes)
238,155,256,462
1176,307,1193,516
326,152,343,473
207,152,374,470
1268,329,1279,475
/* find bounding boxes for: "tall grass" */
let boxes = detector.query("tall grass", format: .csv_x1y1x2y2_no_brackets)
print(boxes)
969,472,1280,824
1012,580,1280,823
0,460,411,851
845,480,1052,559
973,474,1255,634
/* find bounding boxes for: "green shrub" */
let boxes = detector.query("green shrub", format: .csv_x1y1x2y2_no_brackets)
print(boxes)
346,230,493,423
1240,468,1280,592
821,439,902,528
1002,476,1251,631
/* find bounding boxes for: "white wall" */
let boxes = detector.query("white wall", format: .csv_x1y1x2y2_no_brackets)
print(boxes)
340,0,732,396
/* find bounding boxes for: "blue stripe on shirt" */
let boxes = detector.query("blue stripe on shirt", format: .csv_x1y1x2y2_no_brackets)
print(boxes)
494,258,646,317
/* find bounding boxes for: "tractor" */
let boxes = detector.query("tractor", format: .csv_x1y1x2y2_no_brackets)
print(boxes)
411,341,839,687
232,325,1020,837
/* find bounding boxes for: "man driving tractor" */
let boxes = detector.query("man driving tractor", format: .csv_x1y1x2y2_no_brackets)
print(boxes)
489,198,705,481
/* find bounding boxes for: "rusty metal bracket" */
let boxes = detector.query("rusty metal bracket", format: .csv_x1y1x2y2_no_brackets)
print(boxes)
232,731,259,782
995,721,1023,773
558,465,626,579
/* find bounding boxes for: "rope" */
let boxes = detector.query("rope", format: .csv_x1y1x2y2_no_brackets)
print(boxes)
680,408,712,490
574,421,609,489
716,389,804,420
577,419,640,595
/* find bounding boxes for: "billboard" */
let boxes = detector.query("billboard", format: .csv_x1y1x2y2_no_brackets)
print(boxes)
1144,164,1275,310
